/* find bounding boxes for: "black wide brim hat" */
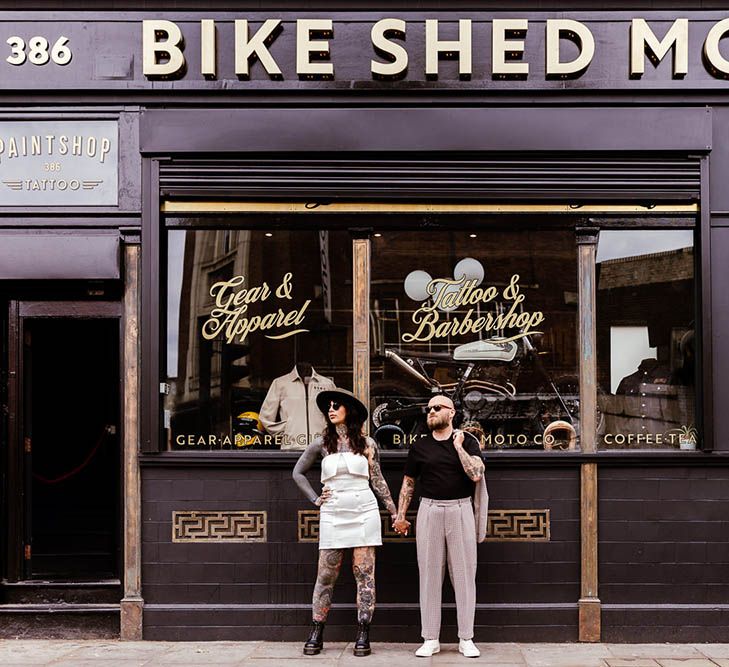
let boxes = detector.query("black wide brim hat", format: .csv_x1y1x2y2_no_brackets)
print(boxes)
316,388,368,423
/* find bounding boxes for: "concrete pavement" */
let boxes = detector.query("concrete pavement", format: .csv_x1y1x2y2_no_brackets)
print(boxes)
2,640,729,666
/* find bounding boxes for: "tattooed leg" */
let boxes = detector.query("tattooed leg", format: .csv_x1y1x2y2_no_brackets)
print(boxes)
352,546,376,624
312,549,344,622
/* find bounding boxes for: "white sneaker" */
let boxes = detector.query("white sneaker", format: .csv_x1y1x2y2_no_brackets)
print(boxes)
458,639,481,658
415,639,441,657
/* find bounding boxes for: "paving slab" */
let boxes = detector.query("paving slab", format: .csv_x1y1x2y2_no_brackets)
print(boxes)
521,659,608,667
59,640,173,661
522,643,613,667
337,642,431,665
607,645,704,660
691,645,729,660
436,664,524,667
656,661,719,667
241,660,339,667
711,661,729,667
0,641,86,662
154,663,243,667
48,660,149,667
604,660,661,667
430,642,525,664
248,641,347,660
432,657,525,666
154,642,260,664
434,663,524,667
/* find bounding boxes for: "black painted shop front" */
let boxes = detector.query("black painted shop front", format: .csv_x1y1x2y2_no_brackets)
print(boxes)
1,4,729,643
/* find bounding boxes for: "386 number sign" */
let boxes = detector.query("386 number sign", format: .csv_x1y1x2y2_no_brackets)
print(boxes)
6,36,72,66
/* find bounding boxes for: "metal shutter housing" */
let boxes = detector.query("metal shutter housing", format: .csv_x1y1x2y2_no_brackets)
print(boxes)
159,153,701,203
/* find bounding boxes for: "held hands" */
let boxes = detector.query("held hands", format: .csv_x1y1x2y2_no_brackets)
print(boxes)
392,516,412,536
315,485,332,506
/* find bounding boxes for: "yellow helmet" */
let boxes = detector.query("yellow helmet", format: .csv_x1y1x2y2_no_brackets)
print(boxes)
237,411,263,433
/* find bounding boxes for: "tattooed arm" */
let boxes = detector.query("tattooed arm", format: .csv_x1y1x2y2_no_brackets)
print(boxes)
366,438,397,517
453,430,485,481
292,439,326,505
393,475,415,535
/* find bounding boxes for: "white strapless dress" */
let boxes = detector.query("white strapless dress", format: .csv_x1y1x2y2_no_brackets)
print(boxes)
318,452,382,550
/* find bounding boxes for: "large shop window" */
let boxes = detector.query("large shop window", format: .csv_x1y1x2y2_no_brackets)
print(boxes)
161,219,700,455
596,230,697,450
165,228,353,451
369,229,580,451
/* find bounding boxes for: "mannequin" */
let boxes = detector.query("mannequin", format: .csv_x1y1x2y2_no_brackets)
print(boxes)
296,362,314,385
259,363,336,450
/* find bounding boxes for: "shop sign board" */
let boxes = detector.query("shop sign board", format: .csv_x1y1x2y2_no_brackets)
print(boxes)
0,120,118,206
3,14,729,92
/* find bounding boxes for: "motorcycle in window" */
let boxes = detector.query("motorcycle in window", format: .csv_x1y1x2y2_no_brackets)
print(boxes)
371,332,595,450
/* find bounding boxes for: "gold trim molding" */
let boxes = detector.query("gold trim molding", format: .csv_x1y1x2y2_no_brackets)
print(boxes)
298,508,550,543
162,201,698,215
172,510,267,542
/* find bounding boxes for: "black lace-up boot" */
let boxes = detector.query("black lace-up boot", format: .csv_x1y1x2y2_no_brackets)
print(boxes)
353,622,371,656
303,620,325,655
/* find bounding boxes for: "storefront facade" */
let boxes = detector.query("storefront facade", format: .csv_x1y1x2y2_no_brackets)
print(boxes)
1,3,729,643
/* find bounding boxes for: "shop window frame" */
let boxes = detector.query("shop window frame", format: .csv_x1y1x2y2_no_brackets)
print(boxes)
141,161,709,457
152,215,365,455
586,217,706,454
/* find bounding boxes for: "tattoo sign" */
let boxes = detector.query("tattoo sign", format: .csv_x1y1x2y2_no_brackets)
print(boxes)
403,273,544,343
0,120,118,206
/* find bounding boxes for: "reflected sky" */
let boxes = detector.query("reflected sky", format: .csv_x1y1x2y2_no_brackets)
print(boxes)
167,231,186,378
597,230,693,263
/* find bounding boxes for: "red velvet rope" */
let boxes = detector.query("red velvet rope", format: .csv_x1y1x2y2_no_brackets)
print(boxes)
32,426,111,485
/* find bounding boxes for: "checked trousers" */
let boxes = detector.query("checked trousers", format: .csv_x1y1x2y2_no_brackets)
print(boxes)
416,496,478,641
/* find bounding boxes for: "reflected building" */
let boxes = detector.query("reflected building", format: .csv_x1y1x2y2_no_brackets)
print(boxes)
597,246,695,447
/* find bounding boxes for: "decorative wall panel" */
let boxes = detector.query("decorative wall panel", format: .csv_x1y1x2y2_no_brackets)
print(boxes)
488,509,551,541
172,510,267,543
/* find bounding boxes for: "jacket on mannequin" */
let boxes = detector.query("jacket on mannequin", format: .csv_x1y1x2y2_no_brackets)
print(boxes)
259,365,336,450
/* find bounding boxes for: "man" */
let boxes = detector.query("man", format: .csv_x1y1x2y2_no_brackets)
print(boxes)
393,395,484,658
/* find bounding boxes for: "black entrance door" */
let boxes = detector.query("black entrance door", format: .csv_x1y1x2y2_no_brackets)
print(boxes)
6,301,120,581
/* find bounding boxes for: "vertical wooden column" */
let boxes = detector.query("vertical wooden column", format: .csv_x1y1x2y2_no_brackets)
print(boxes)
120,241,144,640
577,226,600,642
353,235,371,433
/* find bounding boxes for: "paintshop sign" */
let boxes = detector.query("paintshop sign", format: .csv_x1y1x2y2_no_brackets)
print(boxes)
0,121,118,206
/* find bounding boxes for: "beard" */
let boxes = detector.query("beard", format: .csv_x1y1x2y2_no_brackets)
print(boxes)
427,411,451,431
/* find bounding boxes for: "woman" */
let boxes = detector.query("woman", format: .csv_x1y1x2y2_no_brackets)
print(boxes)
293,387,397,657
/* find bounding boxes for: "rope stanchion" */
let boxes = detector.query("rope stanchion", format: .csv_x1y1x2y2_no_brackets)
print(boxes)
32,426,112,485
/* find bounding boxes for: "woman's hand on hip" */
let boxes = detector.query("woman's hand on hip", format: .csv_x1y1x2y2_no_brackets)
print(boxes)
315,485,332,506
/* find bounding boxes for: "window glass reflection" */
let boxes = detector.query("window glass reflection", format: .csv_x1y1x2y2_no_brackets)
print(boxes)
166,228,353,451
369,229,579,451
596,230,697,449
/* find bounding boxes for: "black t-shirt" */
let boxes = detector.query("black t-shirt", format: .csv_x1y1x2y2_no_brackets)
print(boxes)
403,431,482,500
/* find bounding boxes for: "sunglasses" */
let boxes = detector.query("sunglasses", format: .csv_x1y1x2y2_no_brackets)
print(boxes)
328,401,343,411
427,404,453,413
